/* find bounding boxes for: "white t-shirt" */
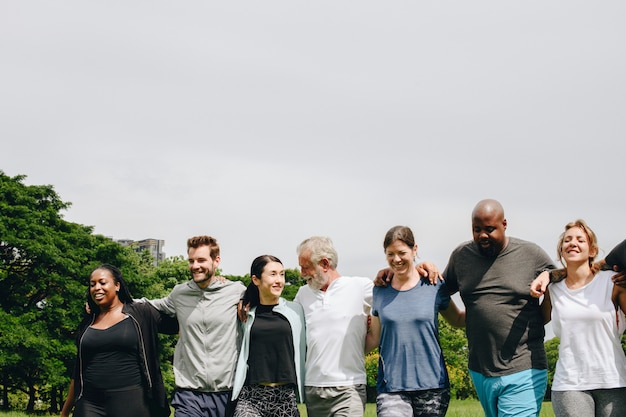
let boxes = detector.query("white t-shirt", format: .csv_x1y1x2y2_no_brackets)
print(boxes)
294,276,373,387
551,270,626,390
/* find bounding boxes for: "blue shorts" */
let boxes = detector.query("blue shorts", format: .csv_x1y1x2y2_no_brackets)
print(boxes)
469,368,547,417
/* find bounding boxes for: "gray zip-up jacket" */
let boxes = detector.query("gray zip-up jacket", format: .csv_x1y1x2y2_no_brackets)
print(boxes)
147,279,246,392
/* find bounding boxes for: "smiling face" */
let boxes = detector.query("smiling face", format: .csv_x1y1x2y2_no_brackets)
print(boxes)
188,244,220,288
252,261,285,304
89,268,120,308
385,239,417,277
559,223,598,267
472,211,507,257
298,251,329,291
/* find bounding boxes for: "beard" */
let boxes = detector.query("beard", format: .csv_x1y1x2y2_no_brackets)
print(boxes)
307,268,329,291
192,266,215,284
476,240,503,258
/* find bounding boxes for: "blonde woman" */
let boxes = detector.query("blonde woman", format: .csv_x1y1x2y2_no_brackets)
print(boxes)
535,220,626,417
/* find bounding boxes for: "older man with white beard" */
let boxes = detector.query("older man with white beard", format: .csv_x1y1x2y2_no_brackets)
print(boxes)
294,236,374,417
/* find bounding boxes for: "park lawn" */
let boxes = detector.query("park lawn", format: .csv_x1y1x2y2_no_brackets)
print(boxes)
0,400,555,417
296,399,555,416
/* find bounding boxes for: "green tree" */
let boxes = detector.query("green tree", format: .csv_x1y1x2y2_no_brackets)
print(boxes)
147,255,190,296
438,318,475,399
0,172,165,412
365,348,379,402
0,172,93,411
544,337,560,400
285,268,304,287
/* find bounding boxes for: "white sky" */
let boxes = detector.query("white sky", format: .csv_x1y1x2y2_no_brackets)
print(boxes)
2,0,625,299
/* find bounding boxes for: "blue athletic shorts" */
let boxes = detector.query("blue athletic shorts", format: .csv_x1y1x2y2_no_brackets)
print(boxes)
469,368,547,417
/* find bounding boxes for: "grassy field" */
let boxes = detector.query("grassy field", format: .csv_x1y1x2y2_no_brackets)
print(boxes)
0,400,555,416
296,399,556,416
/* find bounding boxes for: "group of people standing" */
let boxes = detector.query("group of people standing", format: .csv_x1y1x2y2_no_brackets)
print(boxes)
60,198,626,417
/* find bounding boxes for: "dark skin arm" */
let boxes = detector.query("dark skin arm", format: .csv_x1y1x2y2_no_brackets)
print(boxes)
60,379,75,417
237,300,250,322
531,260,625,298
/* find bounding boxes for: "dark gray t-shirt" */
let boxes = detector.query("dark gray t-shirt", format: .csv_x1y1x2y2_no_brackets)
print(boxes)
443,237,555,377
606,239,626,269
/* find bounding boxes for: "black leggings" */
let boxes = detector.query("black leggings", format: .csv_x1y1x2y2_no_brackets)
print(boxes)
74,385,150,417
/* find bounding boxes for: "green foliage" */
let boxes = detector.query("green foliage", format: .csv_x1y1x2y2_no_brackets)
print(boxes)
365,348,379,387
544,337,560,399
146,256,190,298
285,268,304,286
223,273,250,286
0,173,99,411
281,284,299,301
438,318,475,399
0,172,177,412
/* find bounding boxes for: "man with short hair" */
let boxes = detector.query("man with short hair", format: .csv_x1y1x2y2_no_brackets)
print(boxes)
294,236,373,417
147,236,245,417
443,199,555,417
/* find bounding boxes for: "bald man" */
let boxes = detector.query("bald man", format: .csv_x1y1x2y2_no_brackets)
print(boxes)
443,199,556,417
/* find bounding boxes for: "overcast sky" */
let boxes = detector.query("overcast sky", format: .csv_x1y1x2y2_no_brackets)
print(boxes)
3,0,625,294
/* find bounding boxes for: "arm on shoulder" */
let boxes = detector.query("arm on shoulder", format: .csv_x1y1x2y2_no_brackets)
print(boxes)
530,270,553,298
416,261,443,284
144,293,177,316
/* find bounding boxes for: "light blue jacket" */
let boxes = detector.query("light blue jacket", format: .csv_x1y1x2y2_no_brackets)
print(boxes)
231,298,306,401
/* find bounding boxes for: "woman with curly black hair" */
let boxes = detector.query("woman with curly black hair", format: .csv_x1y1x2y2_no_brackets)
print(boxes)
61,264,178,417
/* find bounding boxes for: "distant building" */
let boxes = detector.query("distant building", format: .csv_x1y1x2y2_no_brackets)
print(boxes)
116,238,166,265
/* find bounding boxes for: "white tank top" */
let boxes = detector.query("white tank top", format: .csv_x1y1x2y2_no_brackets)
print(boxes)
551,270,626,390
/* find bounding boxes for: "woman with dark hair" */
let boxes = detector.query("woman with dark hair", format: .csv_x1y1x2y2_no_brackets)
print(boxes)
60,264,178,417
368,226,465,417
231,255,306,417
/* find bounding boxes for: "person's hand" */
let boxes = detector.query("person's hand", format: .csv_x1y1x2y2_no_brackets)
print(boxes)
374,268,393,287
530,271,550,298
611,266,626,288
215,275,227,283
416,262,442,284
237,300,250,322
85,302,91,314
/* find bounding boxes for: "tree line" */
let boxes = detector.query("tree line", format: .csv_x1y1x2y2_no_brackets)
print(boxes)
0,171,599,413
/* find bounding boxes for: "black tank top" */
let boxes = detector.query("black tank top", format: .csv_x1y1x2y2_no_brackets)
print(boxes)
81,317,143,390
246,304,297,385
